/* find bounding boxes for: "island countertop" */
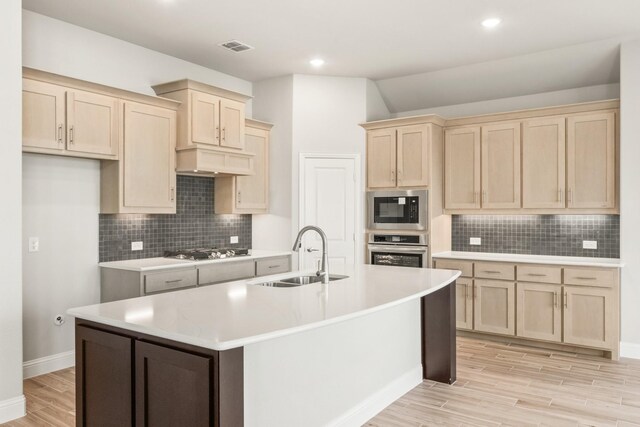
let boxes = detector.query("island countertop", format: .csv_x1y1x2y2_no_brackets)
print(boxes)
68,264,460,351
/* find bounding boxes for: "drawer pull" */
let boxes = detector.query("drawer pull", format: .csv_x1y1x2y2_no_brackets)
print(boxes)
553,292,558,308
483,270,502,274
564,291,568,308
268,265,280,269
526,273,546,277
575,276,596,280
165,279,183,284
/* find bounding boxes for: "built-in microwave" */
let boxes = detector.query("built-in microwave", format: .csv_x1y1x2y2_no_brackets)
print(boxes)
366,190,428,231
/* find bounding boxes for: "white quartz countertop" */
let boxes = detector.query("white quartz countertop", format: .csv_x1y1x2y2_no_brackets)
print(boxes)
432,251,624,268
68,264,460,351
98,249,292,272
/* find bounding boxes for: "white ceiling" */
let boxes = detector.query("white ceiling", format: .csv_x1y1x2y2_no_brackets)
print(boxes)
22,0,640,113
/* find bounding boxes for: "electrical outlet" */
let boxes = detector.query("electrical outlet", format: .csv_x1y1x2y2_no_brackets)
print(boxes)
470,237,481,246
28,237,39,252
131,241,144,251
230,236,239,244
583,240,598,250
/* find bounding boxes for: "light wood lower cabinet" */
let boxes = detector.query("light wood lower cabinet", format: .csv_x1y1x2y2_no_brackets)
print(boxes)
516,282,562,343
455,278,473,330
563,286,616,350
473,279,515,336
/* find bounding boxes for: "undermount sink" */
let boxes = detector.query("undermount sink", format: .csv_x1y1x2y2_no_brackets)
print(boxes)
257,274,349,288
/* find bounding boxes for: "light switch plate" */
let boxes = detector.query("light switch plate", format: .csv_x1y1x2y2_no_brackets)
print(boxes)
470,237,481,246
583,240,597,250
131,241,143,251
28,237,39,252
230,236,239,244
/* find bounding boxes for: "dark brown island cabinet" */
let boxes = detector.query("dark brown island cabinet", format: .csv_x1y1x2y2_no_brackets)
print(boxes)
74,282,455,427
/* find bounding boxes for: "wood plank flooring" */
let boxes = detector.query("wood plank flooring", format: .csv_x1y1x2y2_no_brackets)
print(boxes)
2,337,640,426
367,337,640,426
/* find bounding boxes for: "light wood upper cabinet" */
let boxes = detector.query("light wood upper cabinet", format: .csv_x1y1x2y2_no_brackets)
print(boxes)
367,128,397,188
215,120,271,214
481,123,521,209
516,282,562,343
101,101,177,214
473,279,515,336
66,90,119,157
397,125,430,187
191,91,221,146
22,79,66,151
444,127,480,209
220,98,245,150
563,286,616,350
522,118,565,209
567,112,616,209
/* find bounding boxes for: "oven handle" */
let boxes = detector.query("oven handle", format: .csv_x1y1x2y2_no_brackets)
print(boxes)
368,245,429,254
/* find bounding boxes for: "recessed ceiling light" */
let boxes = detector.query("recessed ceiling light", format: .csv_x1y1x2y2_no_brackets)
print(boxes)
481,17,502,28
309,58,325,67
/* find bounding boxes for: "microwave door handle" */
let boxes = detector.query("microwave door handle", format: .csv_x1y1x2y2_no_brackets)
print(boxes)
368,245,428,254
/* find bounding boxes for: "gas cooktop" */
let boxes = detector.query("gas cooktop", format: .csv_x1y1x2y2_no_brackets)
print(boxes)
164,248,250,261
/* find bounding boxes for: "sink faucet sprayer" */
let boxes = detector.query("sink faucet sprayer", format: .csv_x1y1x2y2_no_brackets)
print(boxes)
292,226,329,284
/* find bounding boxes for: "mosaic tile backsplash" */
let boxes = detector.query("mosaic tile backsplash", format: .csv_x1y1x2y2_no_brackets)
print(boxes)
99,176,252,262
452,215,619,258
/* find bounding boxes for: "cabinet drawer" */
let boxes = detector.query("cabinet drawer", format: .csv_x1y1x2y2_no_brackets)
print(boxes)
198,260,255,286
475,262,515,281
564,267,616,288
256,256,291,276
517,265,561,284
434,259,473,277
144,268,197,295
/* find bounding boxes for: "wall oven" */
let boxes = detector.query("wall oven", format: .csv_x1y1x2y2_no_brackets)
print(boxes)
366,190,427,231
367,233,429,268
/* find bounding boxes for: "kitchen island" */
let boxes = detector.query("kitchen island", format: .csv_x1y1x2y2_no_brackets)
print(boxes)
68,264,460,427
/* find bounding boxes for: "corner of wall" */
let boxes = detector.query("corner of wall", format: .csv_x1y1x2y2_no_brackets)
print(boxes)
365,79,391,121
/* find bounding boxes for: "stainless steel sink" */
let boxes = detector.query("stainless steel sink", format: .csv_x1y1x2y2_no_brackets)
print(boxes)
256,274,348,288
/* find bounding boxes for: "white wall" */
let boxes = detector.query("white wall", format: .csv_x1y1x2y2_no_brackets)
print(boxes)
620,39,640,357
251,76,294,251
366,79,391,121
22,155,101,364
21,11,254,368
0,0,25,423
394,83,620,118
244,300,421,427
23,10,253,115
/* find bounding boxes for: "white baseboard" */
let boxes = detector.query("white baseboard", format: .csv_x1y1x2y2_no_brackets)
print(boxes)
328,365,422,427
621,342,640,359
23,350,75,379
0,395,26,424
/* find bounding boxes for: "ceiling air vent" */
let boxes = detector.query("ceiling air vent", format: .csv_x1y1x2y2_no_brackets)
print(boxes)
218,40,254,53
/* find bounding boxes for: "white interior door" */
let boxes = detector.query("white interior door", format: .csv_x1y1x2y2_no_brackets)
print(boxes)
300,155,359,274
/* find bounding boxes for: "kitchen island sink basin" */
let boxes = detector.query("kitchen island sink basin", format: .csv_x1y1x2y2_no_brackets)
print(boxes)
257,274,349,287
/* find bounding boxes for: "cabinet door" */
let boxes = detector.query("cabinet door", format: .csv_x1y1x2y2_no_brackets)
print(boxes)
191,91,221,146
481,123,521,209
522,117,565,209
444,127,480,209
123,101,177,212
236,126,268,211
563,286,615,350
455,278,473,330
67,89,119,157
367,128,397,188
76,326,133,427
397,125,430,187
473,279,515,336
567,112,616,209
135,341,212,427
516,283,561,343
22,79,66,151
220,98,246,150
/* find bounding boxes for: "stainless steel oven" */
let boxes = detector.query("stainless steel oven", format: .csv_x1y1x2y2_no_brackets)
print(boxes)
367,190,428,231
367,233,429,268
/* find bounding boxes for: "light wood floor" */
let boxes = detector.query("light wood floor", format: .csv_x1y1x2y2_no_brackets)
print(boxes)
2,337,640,426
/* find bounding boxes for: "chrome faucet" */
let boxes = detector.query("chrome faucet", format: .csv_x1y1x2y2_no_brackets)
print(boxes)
292,225,329,284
